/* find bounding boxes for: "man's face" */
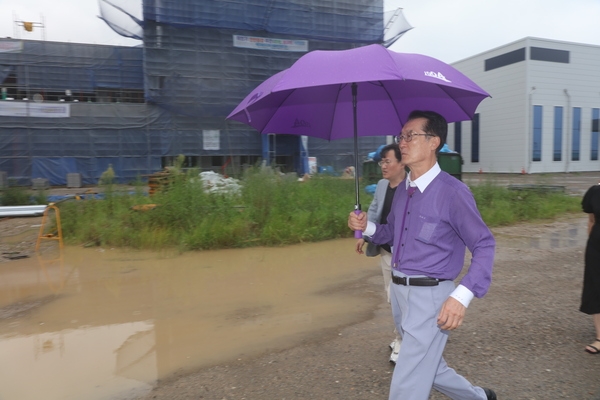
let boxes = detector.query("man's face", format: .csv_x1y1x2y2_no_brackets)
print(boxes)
380,150,404,181
398,118,440,168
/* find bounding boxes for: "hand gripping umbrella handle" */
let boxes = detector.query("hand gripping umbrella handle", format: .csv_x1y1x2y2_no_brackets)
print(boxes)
354,209,362,239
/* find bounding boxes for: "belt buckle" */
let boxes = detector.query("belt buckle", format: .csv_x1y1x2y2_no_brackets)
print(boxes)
405,277,410,286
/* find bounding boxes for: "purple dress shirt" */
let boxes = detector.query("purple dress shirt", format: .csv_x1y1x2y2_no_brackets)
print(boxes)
370,171,495,298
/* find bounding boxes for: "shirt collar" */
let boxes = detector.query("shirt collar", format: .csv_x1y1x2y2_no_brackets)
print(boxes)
405,162,441,193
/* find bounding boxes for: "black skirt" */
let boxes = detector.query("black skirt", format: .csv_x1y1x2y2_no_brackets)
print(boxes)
580,185,600,314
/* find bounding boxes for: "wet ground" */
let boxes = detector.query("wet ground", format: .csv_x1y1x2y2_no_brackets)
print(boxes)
0,236,383,400
136,216,600,400
1,172,600,399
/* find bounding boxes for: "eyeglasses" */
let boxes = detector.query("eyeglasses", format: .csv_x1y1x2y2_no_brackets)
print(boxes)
394,131,435,144
378,159,396,166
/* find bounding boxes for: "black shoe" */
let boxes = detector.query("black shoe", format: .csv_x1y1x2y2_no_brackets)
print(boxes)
483,388,497,400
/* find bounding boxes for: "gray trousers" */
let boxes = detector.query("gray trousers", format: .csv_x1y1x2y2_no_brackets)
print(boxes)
380,250,402,345
388,274,487,400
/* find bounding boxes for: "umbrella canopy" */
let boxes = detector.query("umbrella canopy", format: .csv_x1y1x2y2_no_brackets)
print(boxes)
227,44,490,140
226,44,489,238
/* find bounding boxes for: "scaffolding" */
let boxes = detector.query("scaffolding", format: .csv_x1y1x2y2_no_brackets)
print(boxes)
0,1,387,185
143,0,383,43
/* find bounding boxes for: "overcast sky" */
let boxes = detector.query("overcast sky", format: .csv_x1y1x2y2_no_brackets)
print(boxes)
389,0,600,62
0,0,141,47
0,0,599,63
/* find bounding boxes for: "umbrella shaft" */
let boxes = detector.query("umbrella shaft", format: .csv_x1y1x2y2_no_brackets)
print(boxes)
352,82,360,209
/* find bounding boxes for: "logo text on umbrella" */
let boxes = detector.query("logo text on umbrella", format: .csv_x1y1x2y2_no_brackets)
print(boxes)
424,71,451,83
249,91,263,104
293,118,311,128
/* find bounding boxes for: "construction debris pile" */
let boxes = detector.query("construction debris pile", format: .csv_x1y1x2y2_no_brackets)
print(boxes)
199,171,242,195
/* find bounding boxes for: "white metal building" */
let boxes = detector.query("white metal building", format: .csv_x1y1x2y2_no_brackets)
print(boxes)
448,37,600,174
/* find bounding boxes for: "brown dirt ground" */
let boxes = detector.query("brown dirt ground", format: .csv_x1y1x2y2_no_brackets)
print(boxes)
0,216,43,263
125,215,600,400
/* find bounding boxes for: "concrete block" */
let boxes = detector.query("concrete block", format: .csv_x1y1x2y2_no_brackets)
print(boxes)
31,178,50,190
67,173,82,188
0,171,7,188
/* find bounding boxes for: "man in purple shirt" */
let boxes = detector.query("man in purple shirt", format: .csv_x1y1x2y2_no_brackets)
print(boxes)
349,110,496,400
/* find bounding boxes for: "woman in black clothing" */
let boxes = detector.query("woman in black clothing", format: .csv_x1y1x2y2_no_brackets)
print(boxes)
581,184,600,354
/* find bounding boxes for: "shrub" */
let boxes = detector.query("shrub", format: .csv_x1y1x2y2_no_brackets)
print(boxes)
1,184,31,206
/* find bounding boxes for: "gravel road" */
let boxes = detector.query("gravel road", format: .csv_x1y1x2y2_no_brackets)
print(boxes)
134,216,600,400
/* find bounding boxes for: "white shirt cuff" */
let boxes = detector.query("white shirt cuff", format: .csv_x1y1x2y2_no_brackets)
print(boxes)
364,221,376,237
450,284,474,308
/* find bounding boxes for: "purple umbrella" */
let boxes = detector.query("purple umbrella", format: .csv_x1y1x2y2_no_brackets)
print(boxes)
227,44,490,237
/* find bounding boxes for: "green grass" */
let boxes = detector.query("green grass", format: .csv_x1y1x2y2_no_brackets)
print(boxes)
0,183,48,206
58,168,361,250
56,170,581,251
0,186,31,206
470,182,581,227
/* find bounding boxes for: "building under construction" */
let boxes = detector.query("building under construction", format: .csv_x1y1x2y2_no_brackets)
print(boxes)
0,0,409,185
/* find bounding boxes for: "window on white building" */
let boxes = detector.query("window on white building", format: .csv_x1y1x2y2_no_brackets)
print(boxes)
471,114,479,163
454,121,462,154
572,107,581,161
532,106,543,162
592,108,599,161
553,106,563,161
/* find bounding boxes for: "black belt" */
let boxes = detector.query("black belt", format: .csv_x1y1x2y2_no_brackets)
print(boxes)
391,274,447,287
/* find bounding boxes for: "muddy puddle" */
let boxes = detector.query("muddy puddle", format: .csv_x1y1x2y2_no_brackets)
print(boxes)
0,238,380,400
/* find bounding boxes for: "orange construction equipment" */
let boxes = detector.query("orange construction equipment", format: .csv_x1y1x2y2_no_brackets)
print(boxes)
36,203,63,252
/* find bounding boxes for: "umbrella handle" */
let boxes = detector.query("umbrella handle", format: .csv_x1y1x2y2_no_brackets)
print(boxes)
353,209,363,239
